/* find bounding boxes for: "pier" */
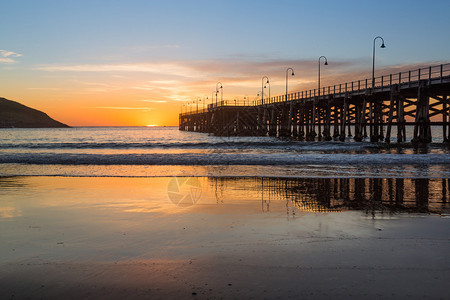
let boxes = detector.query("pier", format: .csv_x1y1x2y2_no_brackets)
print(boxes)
179,63,450,144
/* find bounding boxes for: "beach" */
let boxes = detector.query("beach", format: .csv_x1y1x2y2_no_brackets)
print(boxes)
1,175,449,299
1,127,450,299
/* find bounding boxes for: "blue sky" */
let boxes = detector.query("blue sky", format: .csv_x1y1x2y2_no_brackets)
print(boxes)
3,0,449,63
1,0,449,125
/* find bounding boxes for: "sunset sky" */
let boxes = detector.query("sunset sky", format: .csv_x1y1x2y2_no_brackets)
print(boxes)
1,0,449,126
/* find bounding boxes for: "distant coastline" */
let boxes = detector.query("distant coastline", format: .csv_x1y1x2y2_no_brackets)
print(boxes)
0,97,69,128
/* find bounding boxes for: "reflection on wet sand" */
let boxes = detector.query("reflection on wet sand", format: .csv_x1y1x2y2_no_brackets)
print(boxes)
208,177,450,214
1,176,449,299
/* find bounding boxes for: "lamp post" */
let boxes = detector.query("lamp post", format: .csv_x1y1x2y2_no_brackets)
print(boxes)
372,36,386,88
216,82,223,106
264,80,270,103
318,56,328,99
261,76,269,105
286,67,295,135
285,68,294,101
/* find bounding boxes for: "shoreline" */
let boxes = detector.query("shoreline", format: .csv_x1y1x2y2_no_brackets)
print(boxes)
2,163,450,179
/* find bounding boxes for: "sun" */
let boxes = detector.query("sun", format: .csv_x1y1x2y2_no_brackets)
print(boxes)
146,124,158,127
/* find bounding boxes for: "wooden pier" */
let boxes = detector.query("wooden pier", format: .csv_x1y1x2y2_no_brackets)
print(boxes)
179,64,450,144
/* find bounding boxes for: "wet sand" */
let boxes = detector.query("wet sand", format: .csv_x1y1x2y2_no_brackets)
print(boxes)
1,176,449,299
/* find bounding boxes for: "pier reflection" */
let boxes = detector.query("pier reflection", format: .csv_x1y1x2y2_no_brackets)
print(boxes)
208,177,450,215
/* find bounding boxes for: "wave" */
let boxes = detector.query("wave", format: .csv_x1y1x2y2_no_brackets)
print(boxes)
0,141,381,152
1,153,450,165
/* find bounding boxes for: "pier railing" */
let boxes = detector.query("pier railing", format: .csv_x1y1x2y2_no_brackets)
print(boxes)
180,100,257,116
260,63,450,105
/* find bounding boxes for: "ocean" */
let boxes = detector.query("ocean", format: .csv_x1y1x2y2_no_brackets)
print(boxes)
1,126,450,178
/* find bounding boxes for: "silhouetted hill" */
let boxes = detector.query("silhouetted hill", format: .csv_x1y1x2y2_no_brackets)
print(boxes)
0,98,70,128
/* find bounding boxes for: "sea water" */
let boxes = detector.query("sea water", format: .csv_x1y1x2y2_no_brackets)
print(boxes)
1,126,450,178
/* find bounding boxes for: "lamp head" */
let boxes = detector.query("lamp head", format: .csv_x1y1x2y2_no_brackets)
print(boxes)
291,72,295,76
324,61,328,65
381,43,386,48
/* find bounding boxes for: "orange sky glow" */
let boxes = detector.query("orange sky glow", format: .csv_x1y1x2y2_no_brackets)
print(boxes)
3,60,445,127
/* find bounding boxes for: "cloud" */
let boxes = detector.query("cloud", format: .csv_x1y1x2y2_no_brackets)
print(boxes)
90,106,154,110
0,49,22,63
27,87,62,90
0,50,22,58
32,57,443,102
139,100,168,103
0,58,17,63
34,62,201,78
33,59,355,79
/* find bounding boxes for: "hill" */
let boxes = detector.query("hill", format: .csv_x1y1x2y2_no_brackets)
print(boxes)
0,97,70,128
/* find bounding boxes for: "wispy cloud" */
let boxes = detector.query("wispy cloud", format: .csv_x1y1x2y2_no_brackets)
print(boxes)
34,62,201,78
0,49,22,63
90,106,153,110
27,87,62,91
139,100,168,103
32,57,441,102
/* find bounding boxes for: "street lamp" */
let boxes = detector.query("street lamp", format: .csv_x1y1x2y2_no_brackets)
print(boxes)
261,76,269,105
372,36,386,88
216,82,223,106
285,68,295,101
264,82,270,102
318,56,328,98
264,81,270,103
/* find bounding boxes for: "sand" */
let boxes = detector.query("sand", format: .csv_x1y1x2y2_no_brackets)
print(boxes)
1,176,449,299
